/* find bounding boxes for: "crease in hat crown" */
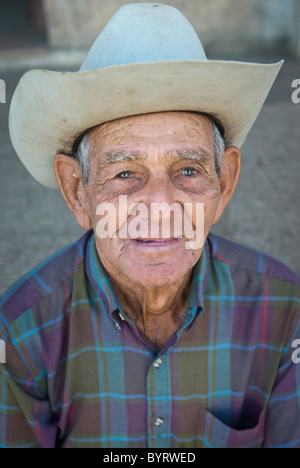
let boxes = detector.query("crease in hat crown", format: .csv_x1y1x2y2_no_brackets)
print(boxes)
80,3,207,71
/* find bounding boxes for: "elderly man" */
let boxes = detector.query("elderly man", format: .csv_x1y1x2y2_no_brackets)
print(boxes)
0,4,300,449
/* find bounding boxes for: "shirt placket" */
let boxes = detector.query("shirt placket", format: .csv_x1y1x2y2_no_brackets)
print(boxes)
146,352,172,448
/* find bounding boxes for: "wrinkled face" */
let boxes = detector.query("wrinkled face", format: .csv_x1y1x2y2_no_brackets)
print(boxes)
82,112,224,288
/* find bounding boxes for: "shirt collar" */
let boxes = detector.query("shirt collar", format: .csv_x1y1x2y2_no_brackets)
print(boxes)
180,237,210,330
85,231,210,329
85,233,121,323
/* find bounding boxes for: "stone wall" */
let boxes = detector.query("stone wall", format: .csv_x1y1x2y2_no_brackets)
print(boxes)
42,0,295,57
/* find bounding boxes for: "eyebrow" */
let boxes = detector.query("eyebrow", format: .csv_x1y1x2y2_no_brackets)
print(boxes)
103,150,147,163
100,148,212,164
166,148,212,163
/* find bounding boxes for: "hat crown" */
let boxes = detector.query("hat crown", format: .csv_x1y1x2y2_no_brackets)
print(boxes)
80,3,207,71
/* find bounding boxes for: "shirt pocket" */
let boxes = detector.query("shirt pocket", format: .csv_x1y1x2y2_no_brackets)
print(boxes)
198,407,266,448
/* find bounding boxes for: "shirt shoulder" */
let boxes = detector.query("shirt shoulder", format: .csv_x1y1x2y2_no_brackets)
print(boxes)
0,230,93,327
207,232,300,288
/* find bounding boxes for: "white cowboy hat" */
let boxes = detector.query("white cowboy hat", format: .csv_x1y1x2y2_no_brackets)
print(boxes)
9,3,283,189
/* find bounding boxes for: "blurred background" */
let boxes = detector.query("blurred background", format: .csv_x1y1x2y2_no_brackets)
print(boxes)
0,0,299,295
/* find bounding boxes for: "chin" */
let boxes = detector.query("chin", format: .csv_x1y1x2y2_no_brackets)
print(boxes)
121,262,193,288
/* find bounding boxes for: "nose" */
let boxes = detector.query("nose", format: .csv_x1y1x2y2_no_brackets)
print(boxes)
138,171,178,207
128,172,184,239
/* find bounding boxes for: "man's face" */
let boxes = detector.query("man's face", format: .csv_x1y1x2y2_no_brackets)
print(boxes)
82,112,223,288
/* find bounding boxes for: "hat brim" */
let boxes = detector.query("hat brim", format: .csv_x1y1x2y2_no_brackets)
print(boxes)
9,59,283,188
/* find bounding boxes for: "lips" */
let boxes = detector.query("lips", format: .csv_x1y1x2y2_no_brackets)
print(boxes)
136,238,173,242
133,238,181,247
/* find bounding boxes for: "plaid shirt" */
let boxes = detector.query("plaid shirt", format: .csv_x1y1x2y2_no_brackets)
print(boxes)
0,230,299,448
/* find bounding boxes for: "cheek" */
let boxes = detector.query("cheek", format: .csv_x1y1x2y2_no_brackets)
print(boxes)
204,194,221,222
85,185,118,228
188,188,221,224
94,237,124,266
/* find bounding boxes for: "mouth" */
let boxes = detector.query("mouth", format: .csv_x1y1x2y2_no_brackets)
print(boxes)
133,238,181,247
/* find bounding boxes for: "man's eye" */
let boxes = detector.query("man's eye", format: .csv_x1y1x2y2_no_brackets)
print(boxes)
117,171,132,178
182,168,197,176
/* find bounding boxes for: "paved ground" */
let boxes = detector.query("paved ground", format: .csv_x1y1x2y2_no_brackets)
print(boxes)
0,53,299,295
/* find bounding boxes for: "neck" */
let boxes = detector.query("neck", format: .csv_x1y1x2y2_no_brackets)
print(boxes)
108,270,193,351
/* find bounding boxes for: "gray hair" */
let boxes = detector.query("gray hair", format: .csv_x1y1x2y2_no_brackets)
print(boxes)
75,132,91,185
74,118,225,185
213,121,225,178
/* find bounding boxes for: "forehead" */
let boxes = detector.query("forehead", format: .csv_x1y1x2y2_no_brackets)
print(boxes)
88,112,214,157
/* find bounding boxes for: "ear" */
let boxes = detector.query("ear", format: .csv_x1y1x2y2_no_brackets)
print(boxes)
54,154,91,230
213,146,241,224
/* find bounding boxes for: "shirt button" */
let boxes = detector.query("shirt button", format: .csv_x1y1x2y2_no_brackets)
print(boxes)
153,358,162,369
154,417,164,427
